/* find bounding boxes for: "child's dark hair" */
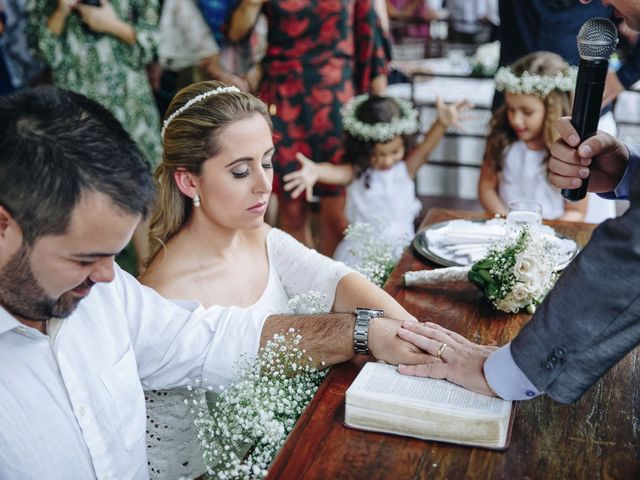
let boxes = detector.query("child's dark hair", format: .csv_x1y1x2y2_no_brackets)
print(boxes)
344,95,417,178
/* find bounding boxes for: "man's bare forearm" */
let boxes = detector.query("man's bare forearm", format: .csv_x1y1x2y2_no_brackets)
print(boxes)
261,314,436,368
261,313,355,367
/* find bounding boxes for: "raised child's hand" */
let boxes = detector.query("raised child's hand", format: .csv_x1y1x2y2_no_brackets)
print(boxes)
435,96,472,129
282,153,318,201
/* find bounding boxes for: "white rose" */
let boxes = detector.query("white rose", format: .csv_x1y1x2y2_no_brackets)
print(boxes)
532,268,554,297
494,283,532,312
495,296,520,313
514,252,542,282
529,283,545,300
511,283,531,302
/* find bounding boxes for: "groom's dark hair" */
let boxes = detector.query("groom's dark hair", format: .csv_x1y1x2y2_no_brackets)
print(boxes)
0,86,156,244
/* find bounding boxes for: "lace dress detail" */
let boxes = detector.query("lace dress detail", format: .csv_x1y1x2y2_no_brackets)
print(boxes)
145,389,205,479
144,228,354,479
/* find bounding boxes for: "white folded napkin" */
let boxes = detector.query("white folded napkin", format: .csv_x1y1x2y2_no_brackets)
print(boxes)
426,219,505,248
422,219,578,268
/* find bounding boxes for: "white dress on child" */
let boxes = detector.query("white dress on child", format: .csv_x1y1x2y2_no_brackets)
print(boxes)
145,228,354,479
334,161,422,266
498,141,565,220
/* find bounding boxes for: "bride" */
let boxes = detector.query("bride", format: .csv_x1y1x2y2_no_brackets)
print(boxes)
139,80,419,479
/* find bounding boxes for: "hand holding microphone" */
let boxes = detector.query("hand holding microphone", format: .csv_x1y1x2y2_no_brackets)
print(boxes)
549,117,630,194
561,17,619,201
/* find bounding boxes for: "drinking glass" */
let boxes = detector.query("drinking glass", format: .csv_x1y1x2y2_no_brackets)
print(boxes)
506,200,542,236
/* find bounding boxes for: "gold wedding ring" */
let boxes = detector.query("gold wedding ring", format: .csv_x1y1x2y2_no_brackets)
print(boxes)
436,342,447,358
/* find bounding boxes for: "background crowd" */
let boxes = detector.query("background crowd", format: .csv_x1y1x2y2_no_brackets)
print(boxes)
2,0,638,275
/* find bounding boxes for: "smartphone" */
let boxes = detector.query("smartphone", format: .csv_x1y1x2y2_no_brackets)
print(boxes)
79,0,101,6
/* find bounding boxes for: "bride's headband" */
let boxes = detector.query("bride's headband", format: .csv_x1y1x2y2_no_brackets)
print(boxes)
341,94,419,143
494,66,577,98
161,85,241,140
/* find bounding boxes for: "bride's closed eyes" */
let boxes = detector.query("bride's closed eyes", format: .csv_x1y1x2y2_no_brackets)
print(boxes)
228,150,275,179
231,162,273,179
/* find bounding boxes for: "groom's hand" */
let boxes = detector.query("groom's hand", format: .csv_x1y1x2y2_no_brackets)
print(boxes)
396,321,499,397
368,317,434,366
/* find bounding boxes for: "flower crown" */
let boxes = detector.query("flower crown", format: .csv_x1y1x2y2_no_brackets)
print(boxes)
341,94,419,142
494,66,577,98
161,85,241,140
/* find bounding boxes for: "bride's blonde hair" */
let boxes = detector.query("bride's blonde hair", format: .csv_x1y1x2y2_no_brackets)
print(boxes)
146,80,272,265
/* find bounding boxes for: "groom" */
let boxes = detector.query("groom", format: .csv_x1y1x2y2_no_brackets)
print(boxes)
0,87,432,478
396,0,640,404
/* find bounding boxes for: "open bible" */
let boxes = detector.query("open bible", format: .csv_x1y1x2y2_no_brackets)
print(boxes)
345,362,514,449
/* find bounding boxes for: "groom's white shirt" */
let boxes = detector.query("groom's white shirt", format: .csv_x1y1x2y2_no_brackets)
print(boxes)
0,265,268,480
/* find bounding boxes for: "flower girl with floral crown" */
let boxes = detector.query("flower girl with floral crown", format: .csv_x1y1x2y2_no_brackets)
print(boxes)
283,94,470,266
479,51,588,221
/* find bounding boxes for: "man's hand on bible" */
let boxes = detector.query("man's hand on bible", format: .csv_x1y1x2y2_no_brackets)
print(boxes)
367,317,433,366
396,321,499,397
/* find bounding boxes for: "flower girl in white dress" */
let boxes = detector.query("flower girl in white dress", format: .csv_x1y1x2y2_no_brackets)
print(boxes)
479,51,588,221
283,94,470,267
139,81,419,479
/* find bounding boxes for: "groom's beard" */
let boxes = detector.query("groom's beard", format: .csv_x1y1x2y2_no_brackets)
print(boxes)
0,243,83,321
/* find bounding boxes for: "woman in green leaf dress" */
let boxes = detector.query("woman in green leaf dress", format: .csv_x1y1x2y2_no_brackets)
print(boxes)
26,0,162,266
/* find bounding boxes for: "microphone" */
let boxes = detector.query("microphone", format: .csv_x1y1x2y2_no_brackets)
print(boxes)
562,17,618,202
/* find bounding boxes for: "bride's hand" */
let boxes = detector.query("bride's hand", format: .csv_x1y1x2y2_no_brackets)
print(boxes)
396,321,499,396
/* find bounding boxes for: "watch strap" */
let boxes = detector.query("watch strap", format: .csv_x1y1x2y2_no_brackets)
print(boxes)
353,307,384,355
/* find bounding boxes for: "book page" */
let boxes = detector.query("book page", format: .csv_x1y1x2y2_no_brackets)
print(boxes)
350,362,510,416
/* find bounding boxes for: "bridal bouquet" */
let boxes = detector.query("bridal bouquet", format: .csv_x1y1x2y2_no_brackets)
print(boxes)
191,293,329,479
404,227,557,313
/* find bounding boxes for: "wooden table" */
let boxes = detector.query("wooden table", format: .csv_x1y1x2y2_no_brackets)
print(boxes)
268,208,640,480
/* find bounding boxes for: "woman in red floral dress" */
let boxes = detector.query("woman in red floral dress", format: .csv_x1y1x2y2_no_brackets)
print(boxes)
229,0,388,255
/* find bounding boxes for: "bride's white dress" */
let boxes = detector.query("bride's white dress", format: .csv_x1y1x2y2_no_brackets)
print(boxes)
145,228,354,479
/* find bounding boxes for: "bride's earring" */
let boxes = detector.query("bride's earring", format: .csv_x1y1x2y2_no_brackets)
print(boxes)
193,193,201,208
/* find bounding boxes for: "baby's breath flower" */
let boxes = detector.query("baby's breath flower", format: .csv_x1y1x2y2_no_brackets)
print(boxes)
344,220,409,287
287,291,329,315
494,66,577,98
470,40,500,76
341,94,418,142
190,328,327,479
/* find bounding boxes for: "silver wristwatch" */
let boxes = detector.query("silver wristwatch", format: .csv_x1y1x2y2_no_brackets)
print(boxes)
353,307,384,355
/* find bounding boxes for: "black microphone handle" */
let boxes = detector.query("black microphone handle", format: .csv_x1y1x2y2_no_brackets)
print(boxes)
561,58,609,202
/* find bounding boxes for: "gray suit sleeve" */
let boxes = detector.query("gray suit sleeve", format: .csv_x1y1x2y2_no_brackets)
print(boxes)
510,147,640,403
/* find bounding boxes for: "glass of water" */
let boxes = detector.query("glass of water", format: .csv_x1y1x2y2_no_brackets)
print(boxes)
506,200,542,236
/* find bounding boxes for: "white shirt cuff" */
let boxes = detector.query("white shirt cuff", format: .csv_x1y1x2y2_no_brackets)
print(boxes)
484,343,542,401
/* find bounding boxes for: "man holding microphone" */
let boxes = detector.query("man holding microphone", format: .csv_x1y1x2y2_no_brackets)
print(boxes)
397,0,640,405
